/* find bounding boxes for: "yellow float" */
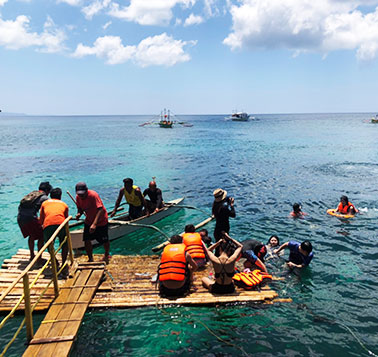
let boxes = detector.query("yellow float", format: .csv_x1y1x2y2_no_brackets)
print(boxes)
326,209,355,219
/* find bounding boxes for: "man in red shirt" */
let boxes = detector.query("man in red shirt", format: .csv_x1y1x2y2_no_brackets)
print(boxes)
75,182,110,263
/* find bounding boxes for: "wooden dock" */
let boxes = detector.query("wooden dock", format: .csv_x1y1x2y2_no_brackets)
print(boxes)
23,261,105,357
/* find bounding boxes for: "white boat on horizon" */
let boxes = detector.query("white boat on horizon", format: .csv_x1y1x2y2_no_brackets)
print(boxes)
225,111,250,121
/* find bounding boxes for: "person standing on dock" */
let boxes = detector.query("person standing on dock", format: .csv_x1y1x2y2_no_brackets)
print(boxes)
75,182,110,264
39,187,69,276
143,180,163,214
110,178,147,219
212,188,235,244
17,181,52,264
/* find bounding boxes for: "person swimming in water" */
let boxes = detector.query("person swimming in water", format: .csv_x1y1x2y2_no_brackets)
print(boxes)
274,240,313,269
336,195,358,215
290,203,307,218
265,235,284,260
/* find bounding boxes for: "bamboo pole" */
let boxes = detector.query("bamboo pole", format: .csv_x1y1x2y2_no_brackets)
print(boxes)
151,215,214,252
48,244,59,298
65,222,74,265
23,274,33,342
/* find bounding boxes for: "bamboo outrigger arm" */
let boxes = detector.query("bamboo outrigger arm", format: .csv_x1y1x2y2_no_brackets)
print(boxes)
108,220,171,240
151,215,214,253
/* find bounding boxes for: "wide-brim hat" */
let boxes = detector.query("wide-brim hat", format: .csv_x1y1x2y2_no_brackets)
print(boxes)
213,188,227,202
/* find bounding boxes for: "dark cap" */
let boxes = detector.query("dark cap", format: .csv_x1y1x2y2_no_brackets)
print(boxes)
75,182,88,194
39,181,52,193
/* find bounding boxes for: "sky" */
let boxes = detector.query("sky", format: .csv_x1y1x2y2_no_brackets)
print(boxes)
1,0,378,115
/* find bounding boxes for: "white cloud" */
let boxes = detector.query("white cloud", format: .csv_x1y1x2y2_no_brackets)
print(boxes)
82,0,111,19
223,0,378,61
72,32,195,66
108,0,196,26
0,0,8,6
102,20,112,29
184,13,204,26
0,15,65,53
57,0,81,5
204,0,220,17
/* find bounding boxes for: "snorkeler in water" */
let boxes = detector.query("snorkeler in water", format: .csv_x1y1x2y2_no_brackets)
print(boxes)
290,203,307,218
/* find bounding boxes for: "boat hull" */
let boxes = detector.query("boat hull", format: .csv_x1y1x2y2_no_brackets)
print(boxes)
159,122,173,128
70,197,184,249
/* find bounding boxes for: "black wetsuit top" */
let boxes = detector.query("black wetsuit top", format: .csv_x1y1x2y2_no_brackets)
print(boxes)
212,199,235,240
143,188,163,208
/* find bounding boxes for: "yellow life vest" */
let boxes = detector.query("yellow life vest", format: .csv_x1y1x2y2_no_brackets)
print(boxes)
124,185,142,207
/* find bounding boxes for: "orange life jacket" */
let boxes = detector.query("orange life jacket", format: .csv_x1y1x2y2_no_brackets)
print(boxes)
337,202,356,214
182,232,205,259
158,244,187,282
233,270,272,290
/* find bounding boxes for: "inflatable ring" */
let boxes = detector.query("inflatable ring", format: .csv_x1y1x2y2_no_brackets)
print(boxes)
327,209,355,219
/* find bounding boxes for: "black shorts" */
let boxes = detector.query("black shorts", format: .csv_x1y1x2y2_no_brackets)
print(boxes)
83,223,109,244
159,278,190,298
210,282,235,294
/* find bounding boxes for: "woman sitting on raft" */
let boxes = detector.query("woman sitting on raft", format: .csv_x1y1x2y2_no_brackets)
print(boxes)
202,233,242,294
336,195,358,215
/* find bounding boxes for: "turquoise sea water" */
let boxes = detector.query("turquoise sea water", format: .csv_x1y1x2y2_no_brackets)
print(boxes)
1,113,378,356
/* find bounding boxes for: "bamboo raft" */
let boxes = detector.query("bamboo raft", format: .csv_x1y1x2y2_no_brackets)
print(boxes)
0,251,289,312
79,254,289,308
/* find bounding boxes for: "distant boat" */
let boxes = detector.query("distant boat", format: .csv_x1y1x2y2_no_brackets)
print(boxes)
226,111,250,121
159,109,174,128
371,114,378,123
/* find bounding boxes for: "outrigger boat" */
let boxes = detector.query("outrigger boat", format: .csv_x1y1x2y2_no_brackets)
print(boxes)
70,197,184,249
159,108,174,128
139,109,193,128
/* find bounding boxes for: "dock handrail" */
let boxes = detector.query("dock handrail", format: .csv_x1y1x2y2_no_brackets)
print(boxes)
0,216,74,356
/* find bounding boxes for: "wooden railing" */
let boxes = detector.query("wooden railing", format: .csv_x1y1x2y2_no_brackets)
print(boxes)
0,216,74,356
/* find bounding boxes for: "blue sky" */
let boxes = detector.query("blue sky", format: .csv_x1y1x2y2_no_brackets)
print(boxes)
1,0,378,115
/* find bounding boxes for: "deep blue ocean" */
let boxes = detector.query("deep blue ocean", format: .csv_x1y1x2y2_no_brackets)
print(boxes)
0,113,377,356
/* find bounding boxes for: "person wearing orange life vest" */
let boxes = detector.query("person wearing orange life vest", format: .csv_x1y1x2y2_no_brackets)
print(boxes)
336,195,358,215
158,235,198,297
182,224,207,268
110,178,148,220
39,188,69,277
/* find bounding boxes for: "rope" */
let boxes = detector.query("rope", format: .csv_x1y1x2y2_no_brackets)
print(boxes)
154,296,249,356
110,221,171,240
300,303,377,357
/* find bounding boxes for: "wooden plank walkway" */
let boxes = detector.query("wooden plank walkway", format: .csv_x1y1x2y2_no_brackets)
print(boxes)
23,261,105,357
0,249,71,312
76,255,289,308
